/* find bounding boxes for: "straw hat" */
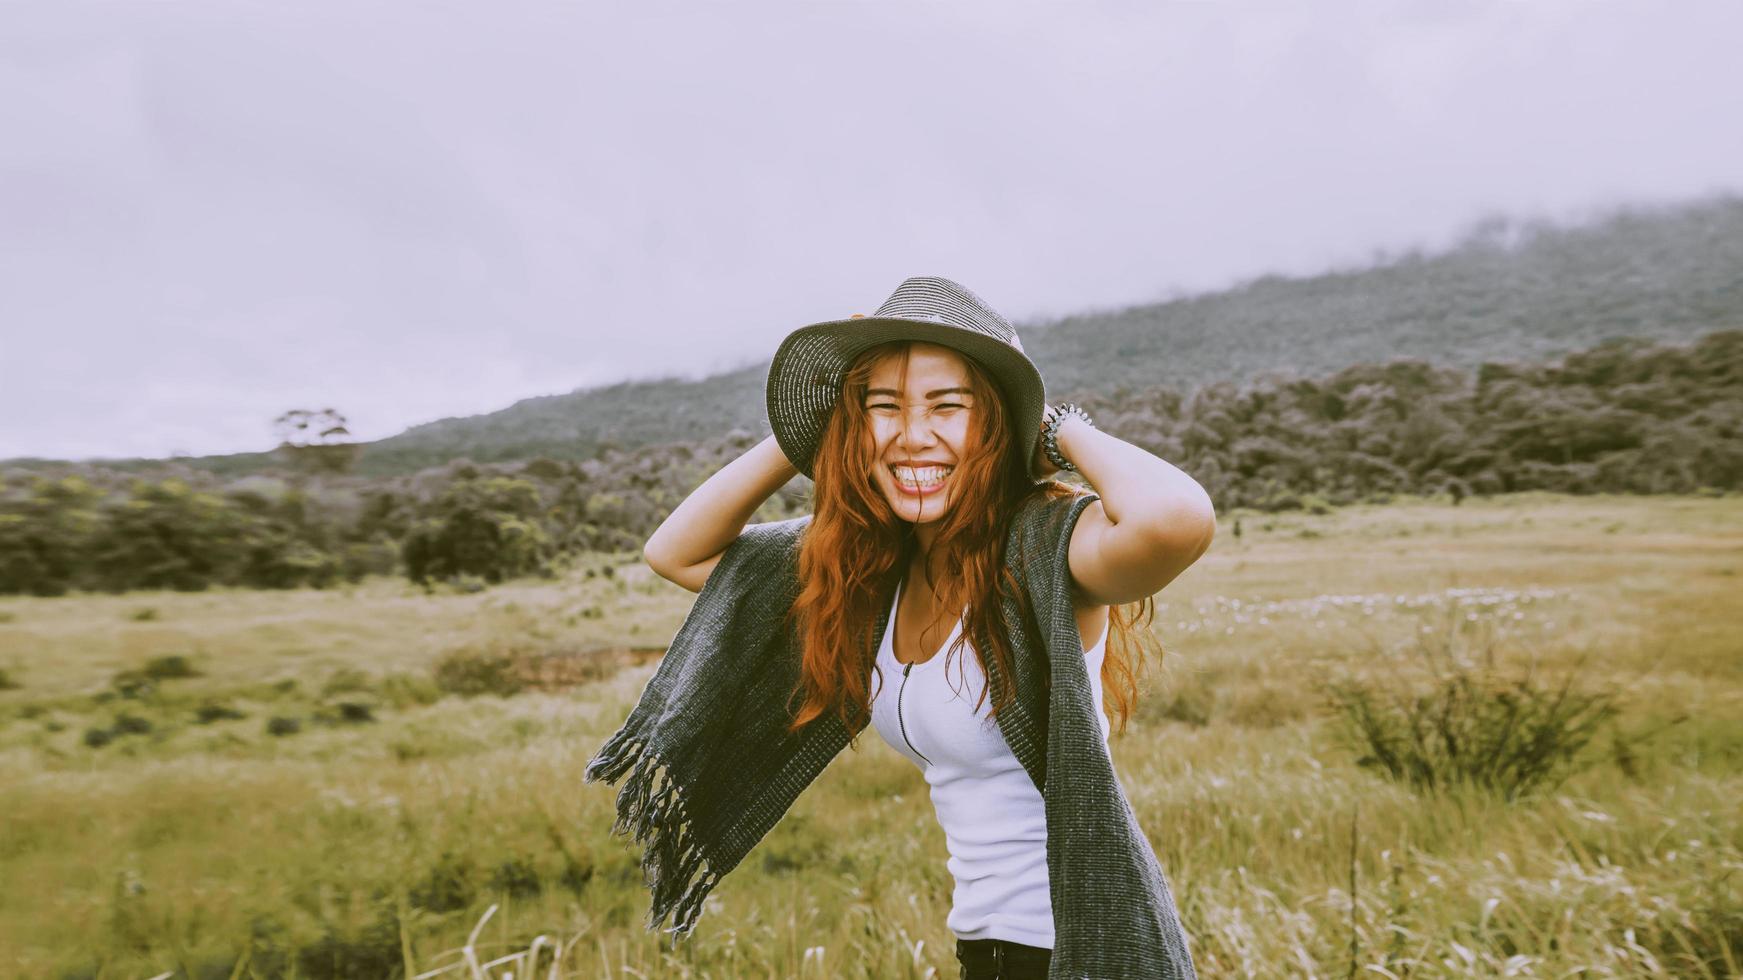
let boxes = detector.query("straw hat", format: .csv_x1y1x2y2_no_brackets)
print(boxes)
766,275,1048,482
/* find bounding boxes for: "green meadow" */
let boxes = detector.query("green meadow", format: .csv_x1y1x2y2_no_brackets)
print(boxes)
1,493,1738,979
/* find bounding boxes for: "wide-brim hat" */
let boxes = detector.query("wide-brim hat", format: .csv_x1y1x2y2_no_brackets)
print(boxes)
767,275,1049,483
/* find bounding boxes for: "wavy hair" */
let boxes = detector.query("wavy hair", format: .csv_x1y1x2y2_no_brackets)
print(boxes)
782,340,1162,739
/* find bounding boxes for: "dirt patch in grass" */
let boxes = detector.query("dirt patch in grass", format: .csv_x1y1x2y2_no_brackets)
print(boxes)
509,645,665,691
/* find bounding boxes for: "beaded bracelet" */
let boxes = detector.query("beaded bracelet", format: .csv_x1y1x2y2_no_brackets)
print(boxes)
1041,402,1094,472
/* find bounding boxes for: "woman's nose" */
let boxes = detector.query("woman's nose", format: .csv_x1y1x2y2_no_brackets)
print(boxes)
897,412,940,447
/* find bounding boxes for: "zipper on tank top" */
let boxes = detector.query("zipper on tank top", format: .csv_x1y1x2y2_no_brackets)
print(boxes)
897,662,932,766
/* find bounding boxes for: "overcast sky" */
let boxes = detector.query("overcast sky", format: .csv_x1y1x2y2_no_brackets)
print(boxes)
3,1,1741,461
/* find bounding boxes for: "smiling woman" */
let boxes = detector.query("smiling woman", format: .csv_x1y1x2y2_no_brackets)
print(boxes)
862,345,976,522
795,337,1057,734
615,275,1212,979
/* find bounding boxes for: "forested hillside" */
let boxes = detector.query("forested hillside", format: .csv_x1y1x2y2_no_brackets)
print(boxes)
361,195,1743,474
53,194,1739,480
4,330,1736,595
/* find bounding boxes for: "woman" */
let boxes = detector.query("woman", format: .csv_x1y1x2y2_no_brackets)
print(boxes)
591,276,1212,979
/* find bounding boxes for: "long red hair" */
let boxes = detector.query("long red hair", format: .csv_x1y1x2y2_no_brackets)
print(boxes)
781,341,1162,739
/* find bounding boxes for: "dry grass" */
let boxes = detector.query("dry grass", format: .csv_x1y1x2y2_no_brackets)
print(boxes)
0,493,1739,978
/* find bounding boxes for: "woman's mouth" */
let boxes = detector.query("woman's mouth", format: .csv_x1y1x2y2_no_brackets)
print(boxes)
890,464,953,497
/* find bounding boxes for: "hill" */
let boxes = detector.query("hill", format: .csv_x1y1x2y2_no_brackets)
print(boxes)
76,194,1743,478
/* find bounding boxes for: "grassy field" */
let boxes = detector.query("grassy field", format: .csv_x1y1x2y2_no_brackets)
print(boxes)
1,493,1739,979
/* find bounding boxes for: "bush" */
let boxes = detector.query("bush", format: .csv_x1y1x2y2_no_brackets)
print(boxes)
110,670,155,698
333,701,375,724
1328,659,1625,801
83,727,114,748
410,851,476,913
195,703,247,724
401,477,554,586
339,536,400,582
286,909,405,980
0,667,19,691
488,857,544,899
432,647,523,698
112,713,154,736
265,716,302,737
142,654,200,680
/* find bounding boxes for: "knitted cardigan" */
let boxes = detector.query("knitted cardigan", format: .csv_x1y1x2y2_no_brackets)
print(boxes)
584,490,1198,979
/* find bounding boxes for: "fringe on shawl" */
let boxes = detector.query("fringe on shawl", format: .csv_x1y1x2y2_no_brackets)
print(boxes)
584,727,722,937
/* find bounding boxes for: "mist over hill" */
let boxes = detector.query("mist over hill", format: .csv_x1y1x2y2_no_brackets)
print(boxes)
54,194,1743,478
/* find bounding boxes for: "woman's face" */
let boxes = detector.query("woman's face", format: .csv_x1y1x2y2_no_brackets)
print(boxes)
862,342,978,527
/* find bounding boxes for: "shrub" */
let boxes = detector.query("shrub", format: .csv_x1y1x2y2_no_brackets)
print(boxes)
265,716,302,737
334,701,375,724
110,670,155,698
142,654,200,680
290,910,404,980
195,703,247,724
432,647,523,698
338,536,399,582
112,713,154,736
129,607,159,622
488,857,543,899
83,727,114,748
241,538,341,590
410,851,476,912
0,667,19,690
401,477,554,586
1328,660,1624,801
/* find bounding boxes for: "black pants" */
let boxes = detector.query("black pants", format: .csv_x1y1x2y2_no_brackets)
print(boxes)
955,937,1053,979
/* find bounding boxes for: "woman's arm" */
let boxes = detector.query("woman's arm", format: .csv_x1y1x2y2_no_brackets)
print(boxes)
1045,414,1217,606
643,434,800,593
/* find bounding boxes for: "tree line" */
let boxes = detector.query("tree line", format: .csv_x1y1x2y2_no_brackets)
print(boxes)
1,330,1736,596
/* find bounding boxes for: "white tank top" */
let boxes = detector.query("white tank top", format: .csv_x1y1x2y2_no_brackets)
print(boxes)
867,575,1112,949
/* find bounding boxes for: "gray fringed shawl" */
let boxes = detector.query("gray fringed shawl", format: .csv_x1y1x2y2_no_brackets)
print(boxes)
584,490,1198,979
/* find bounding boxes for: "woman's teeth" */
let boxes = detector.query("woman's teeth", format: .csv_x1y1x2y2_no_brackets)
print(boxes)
892,465,952,489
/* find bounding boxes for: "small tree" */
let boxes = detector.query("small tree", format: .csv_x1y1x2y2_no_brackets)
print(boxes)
273,408,360,476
